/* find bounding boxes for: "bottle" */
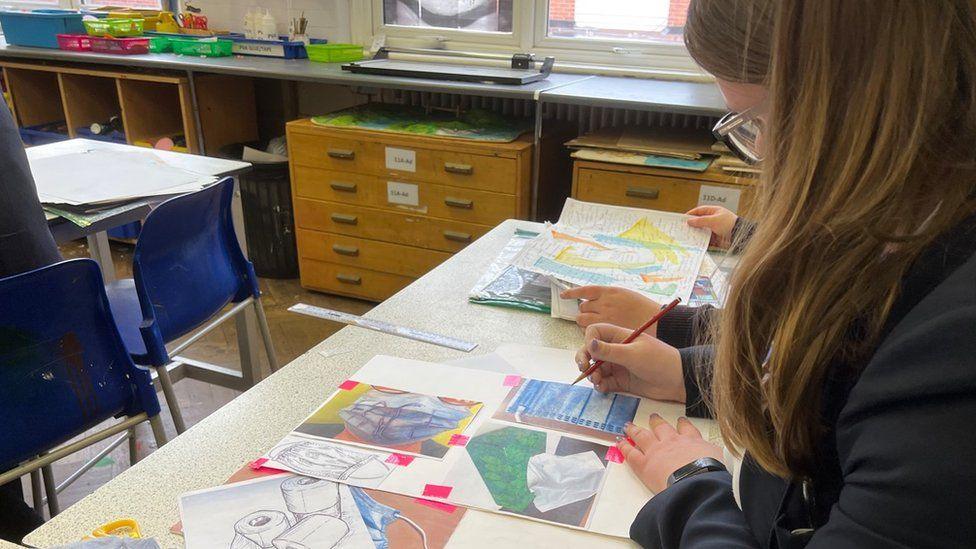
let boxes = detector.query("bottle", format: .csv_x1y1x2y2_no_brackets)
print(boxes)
244,8,255,39
261,9,277,41
90,115,121,136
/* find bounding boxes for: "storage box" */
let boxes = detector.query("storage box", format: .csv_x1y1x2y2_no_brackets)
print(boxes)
56,33,92,52
0,10,85,49
89,36,150,55
83,17,144,37
306,43,363,63
170,38,232,57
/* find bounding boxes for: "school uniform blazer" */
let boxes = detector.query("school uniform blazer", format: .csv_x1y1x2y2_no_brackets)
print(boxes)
641,216,976,548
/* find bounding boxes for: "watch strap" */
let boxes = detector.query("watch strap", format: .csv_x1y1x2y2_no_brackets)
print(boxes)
666,457,727,487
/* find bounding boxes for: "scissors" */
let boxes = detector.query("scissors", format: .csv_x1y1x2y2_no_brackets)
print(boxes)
178,12,208,30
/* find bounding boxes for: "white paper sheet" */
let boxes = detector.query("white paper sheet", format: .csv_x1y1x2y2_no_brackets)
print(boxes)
180,474,374,549
512,200,710,302
30,149,214,205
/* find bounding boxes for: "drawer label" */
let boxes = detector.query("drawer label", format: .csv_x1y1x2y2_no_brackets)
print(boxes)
385,147,417,172
698,185,741,213
387,181,419,206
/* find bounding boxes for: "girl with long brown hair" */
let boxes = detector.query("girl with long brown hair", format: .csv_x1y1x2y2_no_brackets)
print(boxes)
575,1,976,547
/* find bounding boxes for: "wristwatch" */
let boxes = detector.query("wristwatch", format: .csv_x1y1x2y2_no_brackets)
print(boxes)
666,457,728,487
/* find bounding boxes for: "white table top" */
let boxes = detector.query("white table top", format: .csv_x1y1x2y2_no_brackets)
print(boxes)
24,219,704,548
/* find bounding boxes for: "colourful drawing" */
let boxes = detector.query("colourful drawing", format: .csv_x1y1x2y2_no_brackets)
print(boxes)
492,378,640,442
294,384,483,459
554,247,660,271
311,105,531,143
448,423,611,528
592,218,690,265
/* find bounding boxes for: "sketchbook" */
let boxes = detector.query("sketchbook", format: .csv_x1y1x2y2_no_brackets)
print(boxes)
511,200,711,302
259,350,720,539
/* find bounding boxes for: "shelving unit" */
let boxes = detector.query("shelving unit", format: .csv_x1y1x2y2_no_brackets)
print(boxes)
0,60,258,154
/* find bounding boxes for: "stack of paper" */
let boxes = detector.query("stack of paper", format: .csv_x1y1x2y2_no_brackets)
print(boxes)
565,127,718,172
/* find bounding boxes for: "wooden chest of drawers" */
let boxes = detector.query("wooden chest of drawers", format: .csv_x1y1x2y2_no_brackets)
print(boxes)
572,160,756,216
287,118,533,301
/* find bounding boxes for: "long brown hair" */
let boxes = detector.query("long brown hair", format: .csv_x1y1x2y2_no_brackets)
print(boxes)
688,0,976,479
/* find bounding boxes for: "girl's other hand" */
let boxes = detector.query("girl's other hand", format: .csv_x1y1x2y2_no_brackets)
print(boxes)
560,285,660,330
618,415,724,494
686,205,738,248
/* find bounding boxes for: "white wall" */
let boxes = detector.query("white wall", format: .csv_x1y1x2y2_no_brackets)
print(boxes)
187,0,352,42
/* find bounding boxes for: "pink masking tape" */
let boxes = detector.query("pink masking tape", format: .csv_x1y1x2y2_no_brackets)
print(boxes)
448,434,469,447
248,458,286,473
338,380,360,391
423,484,453,499
605,446,625,463
503,375,522,387
414,497,458,513
385,453,415,466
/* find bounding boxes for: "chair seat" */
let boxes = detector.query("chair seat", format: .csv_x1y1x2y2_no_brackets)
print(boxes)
105,278,150,363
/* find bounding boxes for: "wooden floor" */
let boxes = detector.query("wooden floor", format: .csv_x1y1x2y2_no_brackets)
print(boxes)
20,239,373,517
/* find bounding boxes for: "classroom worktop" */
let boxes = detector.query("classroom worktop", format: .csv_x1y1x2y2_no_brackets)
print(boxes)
21,220,598,547
0,39,727,115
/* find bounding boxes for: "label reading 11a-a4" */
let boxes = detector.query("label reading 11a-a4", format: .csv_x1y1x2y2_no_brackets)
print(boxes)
387,181,419,207
385,147,416,172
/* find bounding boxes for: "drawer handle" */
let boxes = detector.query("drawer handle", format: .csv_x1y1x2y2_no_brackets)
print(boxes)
327,149,355,160
444,162,473,175
443,230,472,243
332,244,360,256
330,213,358,225
330,181,357,192
626,186,660,200
444,197,473,209
336,273,362,285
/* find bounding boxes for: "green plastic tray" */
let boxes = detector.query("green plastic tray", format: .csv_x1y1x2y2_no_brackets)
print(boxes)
171,38,232,57
306,44,363,63
83,18,144,37
148,35,171,53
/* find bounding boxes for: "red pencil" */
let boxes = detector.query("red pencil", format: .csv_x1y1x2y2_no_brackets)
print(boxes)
571,297,682,385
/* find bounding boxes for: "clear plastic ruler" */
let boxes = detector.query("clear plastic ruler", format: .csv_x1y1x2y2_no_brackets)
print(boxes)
288,303,478,352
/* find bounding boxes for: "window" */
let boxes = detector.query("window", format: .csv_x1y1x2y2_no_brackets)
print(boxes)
360,0,701,76
80,0,164,9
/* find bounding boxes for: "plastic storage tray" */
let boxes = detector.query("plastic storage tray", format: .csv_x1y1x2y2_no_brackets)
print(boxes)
107,10,169,31
225,35,327,59
148,35,173,53
83,17,144,37
170,38,232,57
0,10,86,49
89,36,150,55
56,33,92,51
306,43,363,63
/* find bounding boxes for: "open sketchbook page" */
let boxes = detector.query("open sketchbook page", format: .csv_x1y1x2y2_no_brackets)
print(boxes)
513,200,710,302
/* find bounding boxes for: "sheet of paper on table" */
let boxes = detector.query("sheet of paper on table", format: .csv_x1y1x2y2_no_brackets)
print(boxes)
512,200,711,303
259,348,719,539
30,149,214,206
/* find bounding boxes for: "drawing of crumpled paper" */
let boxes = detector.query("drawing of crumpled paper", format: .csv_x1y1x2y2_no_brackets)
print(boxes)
526,451,606,512
466,426,547,512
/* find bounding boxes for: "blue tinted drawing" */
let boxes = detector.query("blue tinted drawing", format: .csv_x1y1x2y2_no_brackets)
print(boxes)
533,257,616,285
504,380,639,436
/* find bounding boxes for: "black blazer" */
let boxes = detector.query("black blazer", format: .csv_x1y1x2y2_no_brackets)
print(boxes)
638,216,976,548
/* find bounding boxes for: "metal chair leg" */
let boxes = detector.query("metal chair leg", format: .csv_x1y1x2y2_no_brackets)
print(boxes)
155,364,186,434
148,415,168,449
253,298,279,373
41,464,59,517
128,426,139,465
30,469,43,516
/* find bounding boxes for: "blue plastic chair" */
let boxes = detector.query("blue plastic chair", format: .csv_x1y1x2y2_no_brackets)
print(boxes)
0,259,167,518
104,178,278,434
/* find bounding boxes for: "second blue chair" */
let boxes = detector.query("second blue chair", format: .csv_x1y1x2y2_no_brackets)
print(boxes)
105,178,278,434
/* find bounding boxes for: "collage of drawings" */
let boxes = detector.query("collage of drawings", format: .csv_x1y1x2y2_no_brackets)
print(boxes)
180,374,643,549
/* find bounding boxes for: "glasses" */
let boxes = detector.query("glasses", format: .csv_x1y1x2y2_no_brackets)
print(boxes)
713,106,764,165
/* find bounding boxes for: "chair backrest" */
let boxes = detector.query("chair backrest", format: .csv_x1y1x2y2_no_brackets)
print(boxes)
0,259,160,472
132,178,259,362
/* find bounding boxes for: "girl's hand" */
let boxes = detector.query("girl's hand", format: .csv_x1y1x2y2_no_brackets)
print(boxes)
575,323,685,402
560,286,661,330
686,205,738,248
617,415,724,494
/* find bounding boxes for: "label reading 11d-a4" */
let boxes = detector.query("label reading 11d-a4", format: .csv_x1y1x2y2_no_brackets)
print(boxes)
385,147,416,172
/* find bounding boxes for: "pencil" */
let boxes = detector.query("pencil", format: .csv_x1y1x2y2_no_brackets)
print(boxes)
571,297,682,385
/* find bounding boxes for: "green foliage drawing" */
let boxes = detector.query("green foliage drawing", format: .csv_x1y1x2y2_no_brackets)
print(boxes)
311,104,531,142
466,426,546,512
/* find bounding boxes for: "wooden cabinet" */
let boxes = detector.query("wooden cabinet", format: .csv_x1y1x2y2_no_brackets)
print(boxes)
288,118,533,301
572,160,757,216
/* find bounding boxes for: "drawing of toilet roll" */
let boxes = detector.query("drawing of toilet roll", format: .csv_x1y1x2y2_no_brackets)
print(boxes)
230,533,264,549
271,514,349,549
280,476,341,520
234,510,291,548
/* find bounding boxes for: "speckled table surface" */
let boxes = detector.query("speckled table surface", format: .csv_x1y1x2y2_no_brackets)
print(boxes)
26,219,657,548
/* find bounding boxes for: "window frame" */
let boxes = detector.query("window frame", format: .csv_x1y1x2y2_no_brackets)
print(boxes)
358,0,704,78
